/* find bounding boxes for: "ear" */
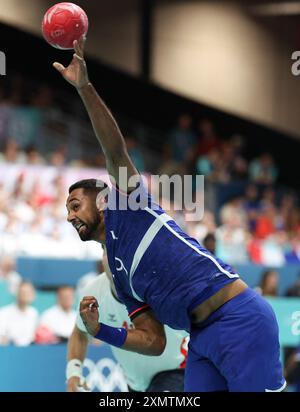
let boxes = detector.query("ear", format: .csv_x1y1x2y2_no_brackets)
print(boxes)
96,192,107,212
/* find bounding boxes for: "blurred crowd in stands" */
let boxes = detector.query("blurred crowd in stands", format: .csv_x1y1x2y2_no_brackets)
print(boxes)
0,75,300,264
0,280,77,346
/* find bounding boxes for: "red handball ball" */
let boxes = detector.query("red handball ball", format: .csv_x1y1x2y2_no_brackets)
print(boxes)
42,2,88,50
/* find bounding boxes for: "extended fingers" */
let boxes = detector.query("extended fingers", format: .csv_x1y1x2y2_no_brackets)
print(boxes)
78,35,86,56
53,62,66,73
73,40,81,57
73,37,85,58
73,53,84,63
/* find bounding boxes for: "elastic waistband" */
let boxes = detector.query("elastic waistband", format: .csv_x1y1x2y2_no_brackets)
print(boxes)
192,287,258,330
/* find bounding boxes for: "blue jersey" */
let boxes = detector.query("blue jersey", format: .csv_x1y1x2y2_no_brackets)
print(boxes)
104,182,239,331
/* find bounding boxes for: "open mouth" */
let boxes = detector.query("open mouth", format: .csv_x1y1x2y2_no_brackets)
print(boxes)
78,225,86,234
74,222,86,234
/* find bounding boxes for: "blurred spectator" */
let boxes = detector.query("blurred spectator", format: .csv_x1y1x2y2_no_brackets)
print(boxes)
0,281,38,346
25,145,45,165
0,139,25,164
186,211,216,243
0,255,22,295
30,85,54,109
48,147,67,167
125,135,145,172
196,135,247,183
216,198,250,264
285,275,300,297
285,232,300,265
257,269,279,297
249,153,278,185
279,194,299,235
254,202,277,240
218,139,248,182
196,119,222,156
202,233,216,255
6,73,24,105
260,234,285,267
196,149,222,182
0,184,8,229
248,232,286,267
8,106,42,148
37,286,76,343
162,113,197,175
259,186,276,210
76,260,104,297
242,184,260,232
228,134,248,180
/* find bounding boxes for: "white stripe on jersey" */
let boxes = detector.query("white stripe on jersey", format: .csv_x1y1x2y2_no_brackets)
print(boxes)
129,213,173,301
265,381,287,392
144,207,239,279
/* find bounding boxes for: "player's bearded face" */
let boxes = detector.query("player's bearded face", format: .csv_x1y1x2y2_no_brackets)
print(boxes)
76,205,101,241
67,190,102,241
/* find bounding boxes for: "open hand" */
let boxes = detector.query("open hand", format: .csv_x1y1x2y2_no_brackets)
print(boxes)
53,35,89,89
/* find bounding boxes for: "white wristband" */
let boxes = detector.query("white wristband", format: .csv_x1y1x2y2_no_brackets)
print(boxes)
66,359,83,380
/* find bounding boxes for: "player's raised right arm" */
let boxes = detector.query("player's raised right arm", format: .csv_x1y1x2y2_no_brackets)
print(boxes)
53,36,138,191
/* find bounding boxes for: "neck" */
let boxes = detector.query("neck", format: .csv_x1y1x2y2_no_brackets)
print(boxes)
100,216,106,242
17,303,27,311
93,223,106,243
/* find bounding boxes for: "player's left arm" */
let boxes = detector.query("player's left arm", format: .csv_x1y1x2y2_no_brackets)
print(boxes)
80,296,166,356
124,310,166,356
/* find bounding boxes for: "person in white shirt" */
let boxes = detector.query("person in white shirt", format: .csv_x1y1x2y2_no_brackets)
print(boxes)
0,281,38,346
38,286,76,342
67,250,188,392
0,255,22,295
76,260,104,298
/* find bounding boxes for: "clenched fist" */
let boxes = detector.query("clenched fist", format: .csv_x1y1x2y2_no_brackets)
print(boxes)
80,296,100,336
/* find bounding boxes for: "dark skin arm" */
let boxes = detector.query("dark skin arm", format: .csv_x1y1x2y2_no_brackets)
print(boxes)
80,296,166,356
53,37,138,192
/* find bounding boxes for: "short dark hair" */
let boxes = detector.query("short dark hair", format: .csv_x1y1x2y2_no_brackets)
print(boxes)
69,179,108,196
260,269,277,288
203,233,216,243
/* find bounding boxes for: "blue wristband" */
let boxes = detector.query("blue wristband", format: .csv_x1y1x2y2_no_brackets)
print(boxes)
94,323,127,348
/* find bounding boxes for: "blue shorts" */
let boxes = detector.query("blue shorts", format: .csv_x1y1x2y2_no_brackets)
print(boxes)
184,288,286,392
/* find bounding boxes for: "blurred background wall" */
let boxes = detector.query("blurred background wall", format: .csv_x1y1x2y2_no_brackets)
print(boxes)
0,0,141,75
152,0,300,138
0,0,299,136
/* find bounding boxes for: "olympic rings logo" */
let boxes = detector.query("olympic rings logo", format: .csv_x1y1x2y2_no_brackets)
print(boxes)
83,358,128,392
